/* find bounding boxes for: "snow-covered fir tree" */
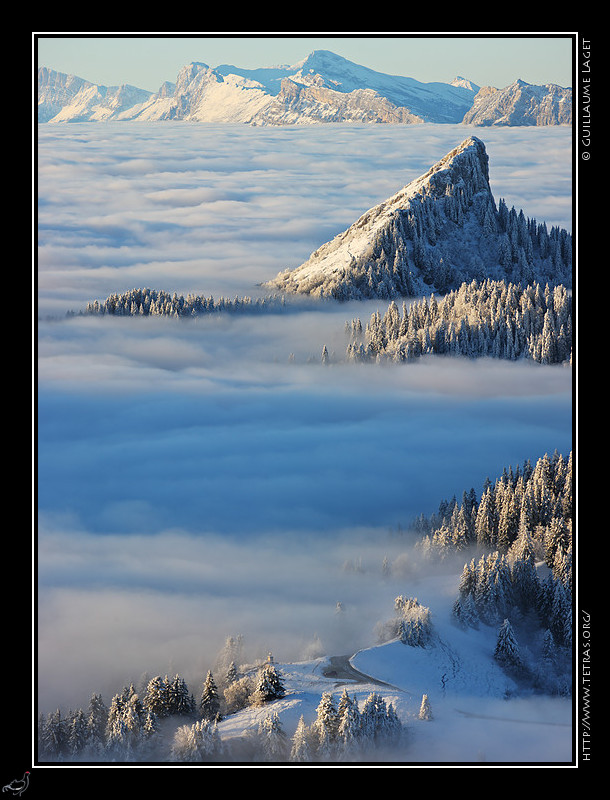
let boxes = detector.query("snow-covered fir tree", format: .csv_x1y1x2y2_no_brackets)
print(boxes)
360,692,402,751
312,691,340,759
255,712,288,762
418,694,433,720
200,671,221,721
170,719,223,762
494,619,525,675
377,595,434,646
289,715,312,763
337,689,362,754
250,661,286,706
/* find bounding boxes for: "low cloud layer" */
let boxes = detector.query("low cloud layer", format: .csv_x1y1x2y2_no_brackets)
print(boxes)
37,123,572,317
36,122,572,722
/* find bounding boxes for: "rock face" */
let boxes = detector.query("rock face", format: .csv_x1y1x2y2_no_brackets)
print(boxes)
264,137,572,299
251,78,425,125
462,79,572,126
37,67,153,122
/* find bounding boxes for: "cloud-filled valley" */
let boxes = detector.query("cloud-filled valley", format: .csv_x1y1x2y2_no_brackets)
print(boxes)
37,121,572,732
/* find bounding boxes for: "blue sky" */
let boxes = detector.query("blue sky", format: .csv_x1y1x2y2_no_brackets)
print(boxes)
34,33,575,93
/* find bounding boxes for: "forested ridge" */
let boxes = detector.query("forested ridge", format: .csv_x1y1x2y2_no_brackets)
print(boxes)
345,280,572,365
267,167,573,301
413,450,573,694
76,278,571,368
79,287,289,318
37,649,403,763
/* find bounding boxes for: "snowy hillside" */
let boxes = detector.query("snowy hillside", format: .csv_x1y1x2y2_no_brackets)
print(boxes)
216,564,571,763
265,136,572,299
37,51,569,126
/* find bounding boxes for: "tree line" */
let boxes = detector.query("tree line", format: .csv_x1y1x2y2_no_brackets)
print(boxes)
79,287,289,318
344,279,572,364
37,652,405,763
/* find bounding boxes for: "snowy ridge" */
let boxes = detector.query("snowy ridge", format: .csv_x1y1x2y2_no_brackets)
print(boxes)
37,51,569,126
265,136,490,294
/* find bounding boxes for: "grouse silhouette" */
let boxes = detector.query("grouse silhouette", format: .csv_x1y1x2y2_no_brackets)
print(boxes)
2,772,29,797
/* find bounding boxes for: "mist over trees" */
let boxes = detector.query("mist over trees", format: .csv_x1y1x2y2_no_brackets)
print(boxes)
79,288,289,318
37,448,572,763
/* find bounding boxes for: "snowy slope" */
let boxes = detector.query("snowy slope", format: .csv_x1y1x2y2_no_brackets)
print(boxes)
217,567,572,763
37,67,153,123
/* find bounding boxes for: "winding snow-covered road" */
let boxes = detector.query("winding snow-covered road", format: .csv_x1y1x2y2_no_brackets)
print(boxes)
322,655,402,690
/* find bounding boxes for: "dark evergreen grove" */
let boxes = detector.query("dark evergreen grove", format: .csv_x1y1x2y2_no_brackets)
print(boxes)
76,278,571,368
413,450,573,694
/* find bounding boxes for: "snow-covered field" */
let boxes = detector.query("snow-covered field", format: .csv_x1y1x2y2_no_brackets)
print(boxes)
37,122,573,764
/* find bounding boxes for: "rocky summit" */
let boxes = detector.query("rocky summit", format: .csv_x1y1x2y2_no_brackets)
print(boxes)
264,137,572,300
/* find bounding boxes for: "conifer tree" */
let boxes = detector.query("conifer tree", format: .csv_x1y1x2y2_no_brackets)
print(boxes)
85,693,108,753
337,690,362,754
418,694,433,720
200,671,221,721
251,662,286,706
167,674,194,717
67,708,88,757
257,712,287,762
494,618,524,674
313,691,340,758
143,675,168,719
290,715,312,763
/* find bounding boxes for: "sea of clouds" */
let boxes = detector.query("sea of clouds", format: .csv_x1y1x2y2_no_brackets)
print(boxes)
37,121,572,721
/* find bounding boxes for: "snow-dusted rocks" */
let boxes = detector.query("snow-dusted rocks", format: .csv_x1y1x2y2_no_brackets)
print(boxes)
37,67,153,123
264,137,572,300
462,79,572,126
38,52,571,127
34,51,479,126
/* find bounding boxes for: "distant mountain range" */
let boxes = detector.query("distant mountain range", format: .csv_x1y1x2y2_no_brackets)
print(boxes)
265,136,572,300
37,50,572,127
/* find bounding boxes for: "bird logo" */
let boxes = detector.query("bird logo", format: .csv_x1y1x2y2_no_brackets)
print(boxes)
2,772,29,796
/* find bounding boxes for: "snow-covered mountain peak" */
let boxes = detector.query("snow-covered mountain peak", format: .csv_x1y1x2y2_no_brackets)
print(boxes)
38,53,571,127
451,76,481,93
288,50,382,92
265,136,571,300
